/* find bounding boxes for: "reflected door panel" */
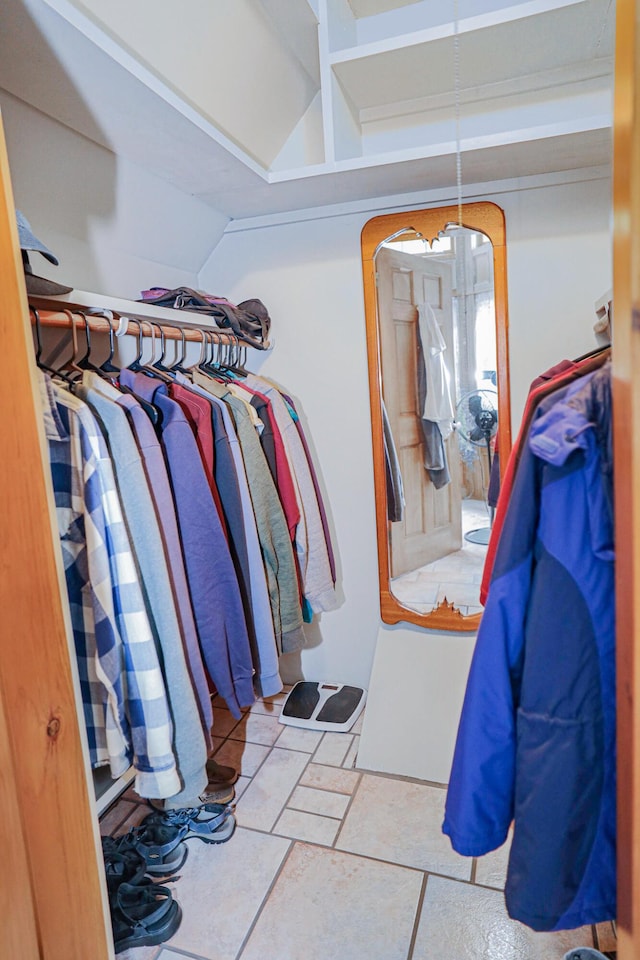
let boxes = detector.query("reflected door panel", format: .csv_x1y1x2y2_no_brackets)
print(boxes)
377,247,462,577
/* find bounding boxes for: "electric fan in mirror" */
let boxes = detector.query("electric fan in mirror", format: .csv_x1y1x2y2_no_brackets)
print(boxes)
455,388,498,545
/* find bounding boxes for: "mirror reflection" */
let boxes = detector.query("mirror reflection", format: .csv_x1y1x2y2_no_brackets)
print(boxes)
376,226,498,619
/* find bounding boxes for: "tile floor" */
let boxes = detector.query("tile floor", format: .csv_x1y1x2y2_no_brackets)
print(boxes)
102,689,617,960
391,500,490,617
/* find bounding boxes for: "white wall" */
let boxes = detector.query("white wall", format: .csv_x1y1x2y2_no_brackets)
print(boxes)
0,90,229,297
199,176,612,689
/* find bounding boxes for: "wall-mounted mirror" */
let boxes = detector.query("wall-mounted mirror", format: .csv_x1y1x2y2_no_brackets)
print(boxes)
362,202,511,631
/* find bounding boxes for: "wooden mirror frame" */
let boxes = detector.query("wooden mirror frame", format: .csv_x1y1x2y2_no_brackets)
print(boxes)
361,201,511,631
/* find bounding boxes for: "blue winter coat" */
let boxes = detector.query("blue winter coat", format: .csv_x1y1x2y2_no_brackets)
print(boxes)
442,365,616,932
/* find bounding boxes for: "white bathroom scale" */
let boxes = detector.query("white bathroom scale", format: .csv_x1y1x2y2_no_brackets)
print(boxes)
279,681,367,732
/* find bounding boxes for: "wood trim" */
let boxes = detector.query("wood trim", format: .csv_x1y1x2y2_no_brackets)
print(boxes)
0,676,40,960
613,1,640,955
361,201,510,633
0,119,112,957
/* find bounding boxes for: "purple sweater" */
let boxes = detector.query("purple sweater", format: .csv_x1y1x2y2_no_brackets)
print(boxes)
120,369,255,718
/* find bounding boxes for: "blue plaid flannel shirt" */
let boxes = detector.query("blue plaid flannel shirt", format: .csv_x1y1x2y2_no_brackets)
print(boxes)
41,375,180,799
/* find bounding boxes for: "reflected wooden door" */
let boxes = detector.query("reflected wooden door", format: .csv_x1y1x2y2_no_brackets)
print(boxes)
377,247,462,578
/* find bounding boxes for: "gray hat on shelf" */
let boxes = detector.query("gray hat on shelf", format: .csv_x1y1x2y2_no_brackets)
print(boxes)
16,209,73,296
16,209,59,264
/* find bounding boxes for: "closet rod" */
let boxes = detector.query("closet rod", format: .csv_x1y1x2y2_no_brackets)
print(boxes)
30,307,239,345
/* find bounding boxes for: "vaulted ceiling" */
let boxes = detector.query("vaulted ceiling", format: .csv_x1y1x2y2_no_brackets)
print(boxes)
0,0,615,221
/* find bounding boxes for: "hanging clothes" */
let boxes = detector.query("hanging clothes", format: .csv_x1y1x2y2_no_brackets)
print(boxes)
41,373,181,799
119,368,256,718
37,312,338,805
78,371,209,805
244,373,338,615
479,349,610,604
192,369,307,653
111,382,215,745
443,362,616,932
381,398,405,522
417,302,455,439
174,372,283,697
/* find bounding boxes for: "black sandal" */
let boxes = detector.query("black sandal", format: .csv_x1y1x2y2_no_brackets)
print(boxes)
108,822,189,877
101,837,147,895
111,880,182,953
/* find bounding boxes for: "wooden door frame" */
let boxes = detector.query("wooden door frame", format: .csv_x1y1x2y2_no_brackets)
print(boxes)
0,115,112,958
613,1,640,956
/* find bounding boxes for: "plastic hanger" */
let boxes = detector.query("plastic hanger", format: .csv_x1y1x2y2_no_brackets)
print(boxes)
125,318,145,372
139,322,172,382
168,324,188,374
75,312,102,373
90,311,120,375
150,321,171,374
30,307,74,385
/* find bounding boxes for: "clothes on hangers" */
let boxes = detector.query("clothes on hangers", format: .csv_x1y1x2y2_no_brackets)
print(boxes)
479,348,611,605
443,360,616,932
41,373,181,799
120,369,256,719
39,319,338,803
174,372,282,696
78,371,209,805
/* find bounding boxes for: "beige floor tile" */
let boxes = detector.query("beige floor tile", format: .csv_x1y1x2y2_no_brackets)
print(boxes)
274,724,324,752
248,697,284,717
211,705,241,738
119,945,161,960
236,748,310,831
211,738,271,777
299,763,360,794
336,774,471,879
99,799,137,836
234,775,252,800
412,876,594,960
343,734,360,769
288,784,350,819
437,582,483,606
474,832,512,890
238,842,423,960
230,711,283,746
274,809,341,846
166,827,290,960
350,711,365,735
313,732,353,766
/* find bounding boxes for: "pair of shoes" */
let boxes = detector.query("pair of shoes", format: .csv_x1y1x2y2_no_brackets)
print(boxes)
143,801,237,844
102,831,184,954
110,879,182,953
206,756,239,786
